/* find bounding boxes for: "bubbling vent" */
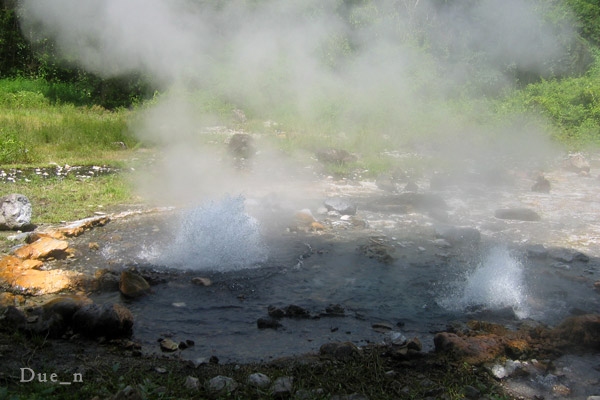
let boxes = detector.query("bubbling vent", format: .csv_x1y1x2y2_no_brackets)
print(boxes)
161,195,268,271
440,246,529,319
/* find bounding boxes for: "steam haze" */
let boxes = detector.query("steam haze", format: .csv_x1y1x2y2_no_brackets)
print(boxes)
19,0,576,204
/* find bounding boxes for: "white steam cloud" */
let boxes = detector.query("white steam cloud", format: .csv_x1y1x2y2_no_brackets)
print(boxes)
19,0,575,204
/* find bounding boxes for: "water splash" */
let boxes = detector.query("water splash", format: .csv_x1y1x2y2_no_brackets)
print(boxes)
161,195,268,271
440,246,529,319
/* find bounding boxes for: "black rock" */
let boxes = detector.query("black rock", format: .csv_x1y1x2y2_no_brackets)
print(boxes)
257,317,282,330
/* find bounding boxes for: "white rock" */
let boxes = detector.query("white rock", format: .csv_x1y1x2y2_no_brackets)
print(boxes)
248,372,271,388
208,376,238,394
271,376,293,396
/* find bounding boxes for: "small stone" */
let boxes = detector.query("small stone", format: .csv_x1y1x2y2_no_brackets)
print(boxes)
324,198,357,216
552,384,571,396
532,175,551,193
88,242,100,251
324,304,345,316
271,376,293,397
319,341,359,361
248,372,271,388
257,317,282,329
159,338,179,352
267,305,286,319
155,367,167,374
207,375,238,394
295,209,316,225
311,222,325,231
184,376,200,390
372,322,394,332
191,277,212,286
119,270,150,298
284,304,311,318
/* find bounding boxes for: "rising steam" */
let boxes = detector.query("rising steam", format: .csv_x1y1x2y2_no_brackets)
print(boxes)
19,0,575,203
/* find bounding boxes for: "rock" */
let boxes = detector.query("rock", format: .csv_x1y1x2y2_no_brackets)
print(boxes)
267,306,286,319
0,255,81,295
295,209,316,225
551,314,600,350
207,375,238,394
319,341,359,361
92,269,120,292
548,248,589,263
531,175,551,193
526,244,548,259
311,221,325,231
0,292,24,308
271,376,293,397
433,332,504,364
159,338,179,352
257,317,282,330
72,303,134,339
44,215,110,238
315,148,356,165
1,306,28,331
184,376,200,391
0,194,32,230
435,225,481,246
563,153,590,174
382,330,406,345
13,237,70,260
284,304,311,318
191,277,212,286
324,198,357,216
372,322,394,332
494,208,541,221
464,385,481,399
594,281,600,292
248,372,271,388
228,133,254,160
323,303,345,317
119,270,151,298
358,239,395,264
110,385,143,400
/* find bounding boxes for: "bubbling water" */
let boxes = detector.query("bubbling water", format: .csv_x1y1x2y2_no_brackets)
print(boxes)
159,195,268,271
440,246,529,319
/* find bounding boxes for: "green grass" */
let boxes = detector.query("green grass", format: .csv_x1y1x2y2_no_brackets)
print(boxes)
0,78,136,165
0,172,137,224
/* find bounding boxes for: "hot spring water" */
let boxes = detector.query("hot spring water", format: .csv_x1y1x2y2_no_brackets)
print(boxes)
87,195,598,363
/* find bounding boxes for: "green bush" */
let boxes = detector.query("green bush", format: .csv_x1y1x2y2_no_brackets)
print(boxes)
0,129,31,163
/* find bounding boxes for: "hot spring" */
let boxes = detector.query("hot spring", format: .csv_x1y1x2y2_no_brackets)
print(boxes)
82,175,599,364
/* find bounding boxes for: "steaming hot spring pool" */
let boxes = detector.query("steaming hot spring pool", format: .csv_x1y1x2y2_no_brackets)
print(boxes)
76,180,599,364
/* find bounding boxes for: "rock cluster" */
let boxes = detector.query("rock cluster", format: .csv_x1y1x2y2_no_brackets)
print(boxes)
1,295,134,340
